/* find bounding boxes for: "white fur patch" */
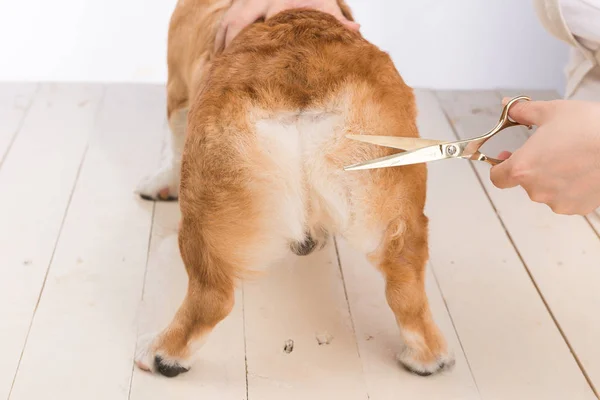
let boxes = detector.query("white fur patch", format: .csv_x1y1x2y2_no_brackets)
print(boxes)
253,110,354,238
134,330,209,373
396,329,455,375
136,163,180,199
255,116,307,242
134,332,161,372
250,107,388,262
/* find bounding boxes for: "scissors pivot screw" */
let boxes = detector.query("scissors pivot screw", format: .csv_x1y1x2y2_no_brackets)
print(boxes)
446,145,458,156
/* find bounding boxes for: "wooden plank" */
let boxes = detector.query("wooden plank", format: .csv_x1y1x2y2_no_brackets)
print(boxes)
336,238,480,400
243,243,368,400
0,83,103,400
0,83,38,165
129,203,247,400
437,89,600,396
418,89,596,399
8,84,165,400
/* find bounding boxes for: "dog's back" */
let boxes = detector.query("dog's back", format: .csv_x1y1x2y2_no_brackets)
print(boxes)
134,1,452,379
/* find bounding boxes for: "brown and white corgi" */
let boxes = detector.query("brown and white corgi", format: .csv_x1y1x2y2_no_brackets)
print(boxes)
135,0,453,378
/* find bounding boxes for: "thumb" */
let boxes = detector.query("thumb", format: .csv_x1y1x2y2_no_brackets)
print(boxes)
339,18,361,31
497,150,512,161
328,8,361,31
490,156,519,189
501,97,552,127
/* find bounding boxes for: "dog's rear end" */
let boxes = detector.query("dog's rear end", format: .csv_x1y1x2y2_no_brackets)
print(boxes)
135,0,453,378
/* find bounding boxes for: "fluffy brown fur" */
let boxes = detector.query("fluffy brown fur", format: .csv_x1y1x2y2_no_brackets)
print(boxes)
135,0,453,378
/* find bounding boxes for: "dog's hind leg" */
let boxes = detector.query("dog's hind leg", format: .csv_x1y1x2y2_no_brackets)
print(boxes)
134,217,238,377
339,186,454,376
135,102,309,377
323,81,453,376
374,216,454,375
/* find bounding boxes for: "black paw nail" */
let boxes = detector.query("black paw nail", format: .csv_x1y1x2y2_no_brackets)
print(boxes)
402,363,434,377
290,234,318,256
154,355,189,378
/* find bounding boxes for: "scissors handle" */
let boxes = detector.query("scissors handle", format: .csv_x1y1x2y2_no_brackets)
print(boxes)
473,152,502,166
465,95,531,165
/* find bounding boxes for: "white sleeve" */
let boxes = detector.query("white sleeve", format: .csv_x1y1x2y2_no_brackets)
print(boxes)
559,0,600,50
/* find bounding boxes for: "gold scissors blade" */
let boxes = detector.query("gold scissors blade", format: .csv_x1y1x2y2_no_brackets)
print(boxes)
344,143,447,171
345,134,446,151
344,95,532,170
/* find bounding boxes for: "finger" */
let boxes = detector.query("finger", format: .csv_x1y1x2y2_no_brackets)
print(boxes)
265,2,290,19
503,98,552,126
216,0,265,52
337,17,360,30
214,0,244,52
345,20,361,30
214,21,228,53
548,201,576,216
490,158,520,189
496,151,512,160
327,8,361,30
224,8,264,48
321,7,360,31
263,4,360,31
224,22,244,48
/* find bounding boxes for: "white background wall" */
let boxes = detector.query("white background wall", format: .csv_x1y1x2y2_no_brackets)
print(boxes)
0,0,569,93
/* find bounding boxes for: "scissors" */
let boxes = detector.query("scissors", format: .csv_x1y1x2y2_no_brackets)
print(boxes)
344,95,531,171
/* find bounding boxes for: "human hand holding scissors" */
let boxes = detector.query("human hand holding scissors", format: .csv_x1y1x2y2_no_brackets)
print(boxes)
345,95,600,216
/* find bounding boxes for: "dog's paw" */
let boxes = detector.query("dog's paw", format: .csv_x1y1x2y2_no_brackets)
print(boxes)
135,333,191,378
136,164,179,201
397,345,455,376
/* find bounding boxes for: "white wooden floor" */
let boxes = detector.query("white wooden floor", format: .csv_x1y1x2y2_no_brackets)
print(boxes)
1,83,599,400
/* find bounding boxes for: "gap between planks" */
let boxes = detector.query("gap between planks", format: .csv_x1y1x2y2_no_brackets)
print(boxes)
127,200,156,400
332,236,366,377
589,214,600,238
